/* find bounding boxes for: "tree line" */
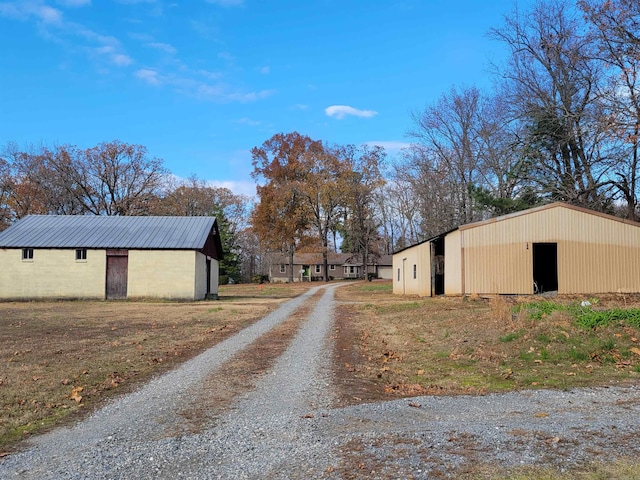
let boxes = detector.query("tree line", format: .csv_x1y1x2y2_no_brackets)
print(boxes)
391,0,640,243
2,0,639,282
251,132,385,282
251,0,640,267
0,140,254,283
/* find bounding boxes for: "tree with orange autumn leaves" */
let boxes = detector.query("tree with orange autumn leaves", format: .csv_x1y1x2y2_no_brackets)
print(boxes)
251,132,385,281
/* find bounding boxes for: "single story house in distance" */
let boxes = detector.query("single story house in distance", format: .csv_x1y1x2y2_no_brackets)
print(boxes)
0,215,223,300
393,202,640,296
270,253,393,282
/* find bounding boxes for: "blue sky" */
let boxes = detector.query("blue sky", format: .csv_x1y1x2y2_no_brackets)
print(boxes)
0,0,531,196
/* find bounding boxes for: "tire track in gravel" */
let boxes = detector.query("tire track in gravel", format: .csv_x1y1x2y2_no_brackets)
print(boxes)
168,291,321,436
155,282,344,479
0,283,338,479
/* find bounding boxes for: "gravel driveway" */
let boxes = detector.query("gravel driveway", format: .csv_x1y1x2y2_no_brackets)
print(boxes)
2,283,640,479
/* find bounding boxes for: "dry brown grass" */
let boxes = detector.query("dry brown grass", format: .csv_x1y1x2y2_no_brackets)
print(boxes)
0,282,314,451
332,282,640,478
4,278,640,478
333,282,640,401
479,458,640,480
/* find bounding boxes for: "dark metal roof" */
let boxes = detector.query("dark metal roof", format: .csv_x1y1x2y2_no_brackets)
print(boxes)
0,215,218,250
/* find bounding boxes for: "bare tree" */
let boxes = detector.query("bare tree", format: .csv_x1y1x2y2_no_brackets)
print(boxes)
81,140,167,216
396,145,461,239
0,155,13,230
340,144,386,277
491,0,611,210
4,140,168,217
157,174,250,227
581,0,640,219
409,86,488,225
5,143,86,217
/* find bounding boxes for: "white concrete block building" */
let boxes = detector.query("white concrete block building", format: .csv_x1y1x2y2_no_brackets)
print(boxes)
0,215,223,300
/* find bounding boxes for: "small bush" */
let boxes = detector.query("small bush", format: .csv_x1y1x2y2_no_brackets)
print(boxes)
573,306,640,329
521,300,565,320
490,296,512,323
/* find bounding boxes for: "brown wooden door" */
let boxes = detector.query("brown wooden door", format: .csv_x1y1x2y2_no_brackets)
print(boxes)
106,251,128,299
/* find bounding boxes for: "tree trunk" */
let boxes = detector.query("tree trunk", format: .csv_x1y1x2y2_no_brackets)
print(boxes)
288,243,295,283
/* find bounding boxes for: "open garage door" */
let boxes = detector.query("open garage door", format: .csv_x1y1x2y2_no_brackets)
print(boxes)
533,243,558,294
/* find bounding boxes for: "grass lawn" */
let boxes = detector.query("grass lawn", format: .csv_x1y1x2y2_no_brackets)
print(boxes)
2,280,640,478
0,282,312,451
334,281,640,479
335,283,640,397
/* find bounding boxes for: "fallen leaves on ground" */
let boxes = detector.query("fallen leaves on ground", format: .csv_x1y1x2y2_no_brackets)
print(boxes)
70,386,83,403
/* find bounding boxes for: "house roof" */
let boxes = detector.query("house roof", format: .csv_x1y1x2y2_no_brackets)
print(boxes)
0,215,220,251
274,252,392,266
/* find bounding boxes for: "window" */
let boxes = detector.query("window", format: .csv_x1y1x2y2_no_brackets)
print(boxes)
397,268,400,281
413,264,417,279
329,264,335,271
343,265,356,275
280,264,286,273
22,248,33,260
315,265,321,274
76,248,87,261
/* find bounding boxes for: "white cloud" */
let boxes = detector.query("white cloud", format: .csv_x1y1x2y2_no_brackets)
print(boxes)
196,84,224,98
147,42,176,54
236,117,261,126
134,68,273,103
325,105,378,119
364,141,412,152
56,0,91,6
168,173,256,198
0,3,21,18
206,0,244,6
0,2,134,68
37,5,63,23
208,179,256,197
197,69,223,81
190,19,219,40
128,32,154,42
135,68,161,85
217,51,234,61
94,44,133,66
224,89,274,102
0,2,64,24
111,53,133,66
196,84,273,102
259,65,269,74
